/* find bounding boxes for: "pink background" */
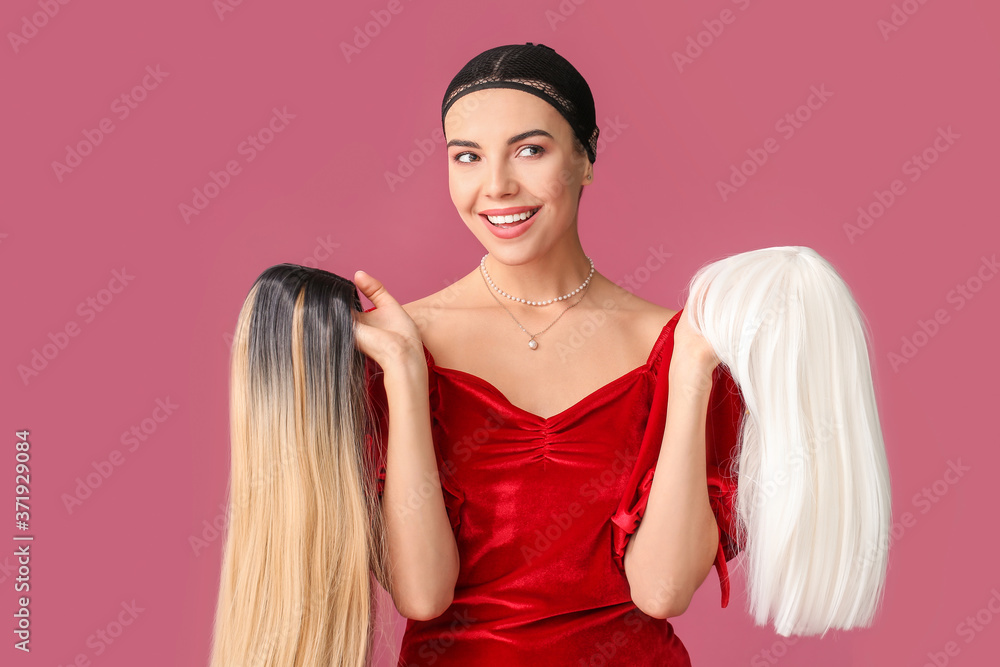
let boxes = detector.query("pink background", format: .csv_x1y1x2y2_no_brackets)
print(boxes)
2,0,998,665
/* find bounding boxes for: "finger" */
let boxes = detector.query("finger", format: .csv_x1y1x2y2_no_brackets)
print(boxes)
354,270,399,310
353,315,406,368
352,316,374,357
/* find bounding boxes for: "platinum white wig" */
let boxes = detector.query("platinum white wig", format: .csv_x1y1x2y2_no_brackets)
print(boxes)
686,245,891,637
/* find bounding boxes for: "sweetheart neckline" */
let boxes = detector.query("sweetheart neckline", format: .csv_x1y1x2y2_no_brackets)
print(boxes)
422,310,681,422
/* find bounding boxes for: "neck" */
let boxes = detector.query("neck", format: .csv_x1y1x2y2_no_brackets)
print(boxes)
482,241,592,304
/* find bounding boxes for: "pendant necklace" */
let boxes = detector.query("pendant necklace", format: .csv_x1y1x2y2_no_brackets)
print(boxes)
479,253,593,350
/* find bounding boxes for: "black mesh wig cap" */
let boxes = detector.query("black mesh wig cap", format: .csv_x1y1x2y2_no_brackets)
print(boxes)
441,42,600,164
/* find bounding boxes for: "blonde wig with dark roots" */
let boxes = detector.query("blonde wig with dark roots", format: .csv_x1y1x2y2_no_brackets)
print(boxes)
210,264,391,667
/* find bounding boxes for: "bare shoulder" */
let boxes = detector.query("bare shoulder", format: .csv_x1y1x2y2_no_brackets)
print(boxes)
399,272,480,340
595,277,678,334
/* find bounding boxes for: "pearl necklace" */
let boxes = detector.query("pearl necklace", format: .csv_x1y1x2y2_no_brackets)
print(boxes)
480,262,589,350
480,253,595,306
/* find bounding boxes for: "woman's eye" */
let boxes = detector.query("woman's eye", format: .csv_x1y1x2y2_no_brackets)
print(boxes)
452,146,543,163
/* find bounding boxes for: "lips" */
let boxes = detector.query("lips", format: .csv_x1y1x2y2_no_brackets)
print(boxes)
479,206,540,239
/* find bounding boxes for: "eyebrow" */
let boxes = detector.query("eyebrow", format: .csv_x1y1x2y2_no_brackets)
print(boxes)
446,129,554,149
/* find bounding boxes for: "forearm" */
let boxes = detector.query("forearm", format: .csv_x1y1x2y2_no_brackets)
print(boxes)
381,363,460,620
625,361,718,619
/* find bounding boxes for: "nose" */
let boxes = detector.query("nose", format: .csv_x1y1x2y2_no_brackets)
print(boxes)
483,157,517,199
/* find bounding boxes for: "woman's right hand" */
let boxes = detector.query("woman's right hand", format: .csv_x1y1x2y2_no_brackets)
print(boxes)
352,269,426,373
354,270,459,619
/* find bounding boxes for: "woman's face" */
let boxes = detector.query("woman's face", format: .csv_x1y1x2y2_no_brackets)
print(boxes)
444,88,592,263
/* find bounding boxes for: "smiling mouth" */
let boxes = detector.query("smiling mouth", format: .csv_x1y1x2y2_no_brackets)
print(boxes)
484,208,540,226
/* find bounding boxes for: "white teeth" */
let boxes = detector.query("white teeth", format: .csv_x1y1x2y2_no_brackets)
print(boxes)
486,208,538,225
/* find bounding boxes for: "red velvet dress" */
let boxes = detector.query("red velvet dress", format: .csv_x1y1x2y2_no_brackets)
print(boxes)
364,308,745,666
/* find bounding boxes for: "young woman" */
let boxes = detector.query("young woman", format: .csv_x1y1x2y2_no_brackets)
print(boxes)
211,43,889,667
354,42,746,665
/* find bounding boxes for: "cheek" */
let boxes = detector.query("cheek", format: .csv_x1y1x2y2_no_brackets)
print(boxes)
540,172,576,206
448,172,469,205
538,159,578,200
449,178,480,218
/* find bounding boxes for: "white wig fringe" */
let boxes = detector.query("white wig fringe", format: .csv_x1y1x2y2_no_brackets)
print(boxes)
685,246,891,637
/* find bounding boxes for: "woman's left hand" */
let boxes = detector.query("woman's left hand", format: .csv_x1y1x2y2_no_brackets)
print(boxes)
670,305,720,392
